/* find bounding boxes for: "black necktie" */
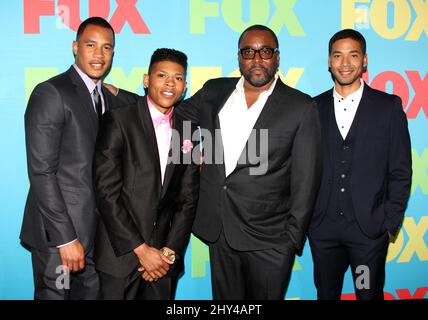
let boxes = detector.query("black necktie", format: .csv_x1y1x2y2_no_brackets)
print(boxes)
92,88,102,122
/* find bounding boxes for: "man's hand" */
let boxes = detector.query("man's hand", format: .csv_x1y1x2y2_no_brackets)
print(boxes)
102,82,118,96
140,247,176,282
140,269,156,282
134,243,170,281
58,240,85,272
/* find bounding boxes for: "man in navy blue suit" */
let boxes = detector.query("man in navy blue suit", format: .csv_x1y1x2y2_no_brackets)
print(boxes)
308,29,412,300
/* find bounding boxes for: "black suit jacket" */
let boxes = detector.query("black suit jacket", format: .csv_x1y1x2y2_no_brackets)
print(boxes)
176,77,322,255
20,66,125,252
93,96,200,277
309,84,412,238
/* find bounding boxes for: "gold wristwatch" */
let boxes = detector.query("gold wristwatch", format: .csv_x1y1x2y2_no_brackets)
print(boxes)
160,248,176,263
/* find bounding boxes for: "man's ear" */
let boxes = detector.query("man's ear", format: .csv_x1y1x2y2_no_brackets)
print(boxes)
143,74,149,89
363,54,368,69
327,56,332,73
237,52,242,64
72,41,78,57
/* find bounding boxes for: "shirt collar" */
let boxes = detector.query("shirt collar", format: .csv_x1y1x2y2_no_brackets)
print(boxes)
333,78,364,102
73,64,101,94
147,96,173,127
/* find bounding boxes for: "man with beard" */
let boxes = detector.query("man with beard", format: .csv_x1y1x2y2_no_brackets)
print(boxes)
308,29,411,300
175,24,322,299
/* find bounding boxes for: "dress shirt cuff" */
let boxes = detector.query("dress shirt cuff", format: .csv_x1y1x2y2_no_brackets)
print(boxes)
56,238,78,248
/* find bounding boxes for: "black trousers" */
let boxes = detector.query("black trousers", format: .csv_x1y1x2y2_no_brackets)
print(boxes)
98,269,178,300
208,230,296,300
308,215,389,300
31,247,99,300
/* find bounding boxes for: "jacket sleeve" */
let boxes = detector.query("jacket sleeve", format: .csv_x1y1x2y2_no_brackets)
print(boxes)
116,88,140,106
288,100,323,255
94,111,144,256
174,82,206,125
384,96,412,236
164,162,200,259
25,82,77,246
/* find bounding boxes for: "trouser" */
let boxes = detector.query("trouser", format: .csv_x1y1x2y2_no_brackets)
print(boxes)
308,215,389,300
31,247,99,300
98,269,178,300
208,230,296,300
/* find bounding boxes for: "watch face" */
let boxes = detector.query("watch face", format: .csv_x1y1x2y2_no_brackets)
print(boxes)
161,249,175,262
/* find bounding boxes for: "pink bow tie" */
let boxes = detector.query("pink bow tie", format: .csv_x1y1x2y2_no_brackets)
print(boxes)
153,113,172,128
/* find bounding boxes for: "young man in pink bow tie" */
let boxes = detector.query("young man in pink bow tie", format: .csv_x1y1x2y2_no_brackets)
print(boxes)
93,49,200,299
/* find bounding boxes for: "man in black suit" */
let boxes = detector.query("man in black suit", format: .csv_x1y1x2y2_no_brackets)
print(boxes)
308,29,412,300
20,17,130,299
94,49,200,300
175,25,322,299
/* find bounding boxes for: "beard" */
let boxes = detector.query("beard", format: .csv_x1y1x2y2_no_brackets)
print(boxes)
240,62,278,87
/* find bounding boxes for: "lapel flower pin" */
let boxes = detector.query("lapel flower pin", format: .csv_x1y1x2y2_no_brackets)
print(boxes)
181,139,194,154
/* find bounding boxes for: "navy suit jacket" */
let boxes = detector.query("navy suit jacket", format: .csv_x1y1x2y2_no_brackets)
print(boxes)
310,83,412,238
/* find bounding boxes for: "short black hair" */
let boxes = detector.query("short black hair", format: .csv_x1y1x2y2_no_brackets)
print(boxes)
148,48,188,74
76,17,115,45
238,24,279,48
328,29,366,55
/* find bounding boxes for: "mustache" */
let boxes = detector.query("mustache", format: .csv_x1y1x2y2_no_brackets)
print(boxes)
248,65,268,72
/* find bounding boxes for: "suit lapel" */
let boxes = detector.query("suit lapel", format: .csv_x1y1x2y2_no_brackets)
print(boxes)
250,80,284,132
67,67,98,139
230,79,284,175
160,114,179,199
350,83,372,174
101,86,111,111
213,81,238,179
324,90,335,171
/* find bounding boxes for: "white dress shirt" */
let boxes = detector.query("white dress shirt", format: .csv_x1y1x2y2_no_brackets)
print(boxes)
333,79,364,140
219,74,278,177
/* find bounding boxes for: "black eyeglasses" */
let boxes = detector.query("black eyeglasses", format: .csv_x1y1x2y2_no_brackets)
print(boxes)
239,47,279,60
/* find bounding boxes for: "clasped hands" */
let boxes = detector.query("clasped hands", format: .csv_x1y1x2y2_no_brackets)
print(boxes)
133,243,175,282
